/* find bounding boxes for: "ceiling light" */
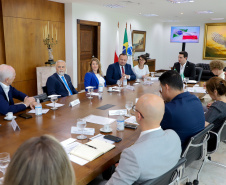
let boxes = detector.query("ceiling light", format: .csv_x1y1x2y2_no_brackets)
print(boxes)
103,4,125,8
211,18,224,20
167,0,194,3
181,12,184,14
196,10,214,14
142,14,158,17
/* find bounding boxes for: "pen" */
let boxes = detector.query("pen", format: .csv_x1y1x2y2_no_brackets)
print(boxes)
85,144,97,149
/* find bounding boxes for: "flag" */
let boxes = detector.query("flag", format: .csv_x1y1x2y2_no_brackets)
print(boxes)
114,27,119,63
122,28,128,54
127,25,133,67
182,32,198,40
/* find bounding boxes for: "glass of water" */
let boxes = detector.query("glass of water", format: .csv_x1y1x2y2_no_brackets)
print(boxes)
117,80,122,92
87,87,93,99
51,96,58,110
125,101,133,117
77,119,87,140
0,152,10,184
184,77,189,87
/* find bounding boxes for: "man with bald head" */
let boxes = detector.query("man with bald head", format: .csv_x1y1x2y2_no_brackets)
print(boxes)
0,64,36,115
46,60,78,97
106,94,181,185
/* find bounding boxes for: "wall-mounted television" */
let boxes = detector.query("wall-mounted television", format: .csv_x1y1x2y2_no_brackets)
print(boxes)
170,26,200,43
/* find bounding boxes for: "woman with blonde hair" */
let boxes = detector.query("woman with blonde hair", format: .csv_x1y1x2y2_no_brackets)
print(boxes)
4,135,75,185
84,58,106,91
209,60,226,80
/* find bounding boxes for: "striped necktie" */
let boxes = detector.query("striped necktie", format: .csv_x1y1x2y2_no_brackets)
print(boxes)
61,76,73,95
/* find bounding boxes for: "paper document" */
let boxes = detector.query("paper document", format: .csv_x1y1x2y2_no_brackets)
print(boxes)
46,102,65,107
90,134,115,144
84,115,116,125
109,109,127,116
28,109,49,114
125,116,139,125
148,77,159,81
186,87,206,93
188,80,197,84
71,127,95,135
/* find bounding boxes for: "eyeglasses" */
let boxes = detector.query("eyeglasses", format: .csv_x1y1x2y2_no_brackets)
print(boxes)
132,105,144,119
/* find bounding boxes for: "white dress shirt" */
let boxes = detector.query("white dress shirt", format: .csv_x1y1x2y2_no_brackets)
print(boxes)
58,74,72,95
0,82,10,101
180,62,187,76
133,65,150,79
95,74,105,85
219,72,225,80
139,126,161,138
119,65,130,79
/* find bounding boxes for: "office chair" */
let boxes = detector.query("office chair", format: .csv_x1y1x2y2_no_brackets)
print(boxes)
33,93,49,103
42,86,47,94
140,158,187,185
195,67,203,82
181,124,214,185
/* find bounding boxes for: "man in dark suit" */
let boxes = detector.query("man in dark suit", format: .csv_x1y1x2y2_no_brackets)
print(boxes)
173,51,196,80
0,64,36,115
46,60,78,97
159,70,205,151
106,53,136,85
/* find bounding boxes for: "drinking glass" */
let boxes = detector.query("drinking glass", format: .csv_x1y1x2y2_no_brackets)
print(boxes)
125,101,133,117
0,152,10,184
150,72,155,77
184,77,189,87
51,96,58,110
77,119,87,140
87,87,93,99
117,80,122,92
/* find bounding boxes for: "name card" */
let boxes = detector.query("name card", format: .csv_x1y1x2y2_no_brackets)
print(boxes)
109,109,127,116
11,119,20,131
69,99,80,107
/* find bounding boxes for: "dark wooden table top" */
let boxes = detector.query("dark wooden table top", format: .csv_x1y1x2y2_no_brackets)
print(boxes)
0,80,206,185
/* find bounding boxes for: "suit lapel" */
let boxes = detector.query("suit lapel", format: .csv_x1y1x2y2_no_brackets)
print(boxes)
8,86,14,105
116,62,122,77
92,73,99,86
54,73,66,87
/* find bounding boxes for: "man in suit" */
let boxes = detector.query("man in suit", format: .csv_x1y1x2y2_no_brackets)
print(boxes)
159,70,205,151
46,60,78,97
106,53,136,85
106,94,181,185
173,51,196,80
0,64,36,115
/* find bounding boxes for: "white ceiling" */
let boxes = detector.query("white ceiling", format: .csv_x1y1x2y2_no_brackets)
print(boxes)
50,0,226,22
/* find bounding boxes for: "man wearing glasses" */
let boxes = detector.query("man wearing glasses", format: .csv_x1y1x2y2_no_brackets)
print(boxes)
106,94,181,185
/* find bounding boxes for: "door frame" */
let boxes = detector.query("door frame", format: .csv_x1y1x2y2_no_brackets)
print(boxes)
77,19,101,90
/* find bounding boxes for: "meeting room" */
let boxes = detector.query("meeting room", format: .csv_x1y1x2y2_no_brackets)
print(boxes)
0,0,226,185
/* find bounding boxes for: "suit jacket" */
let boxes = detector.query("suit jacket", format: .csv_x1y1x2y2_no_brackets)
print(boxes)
46,73,78,97
161,92,205,151
173,61,196,80
106,129,181,185
84,72,106,91
0,85,27,115
106,62,136,85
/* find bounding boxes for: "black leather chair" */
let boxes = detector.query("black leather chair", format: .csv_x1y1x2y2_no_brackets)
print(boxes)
181,124,214,185
195,67,203,82
140,158,187,185
33,93,49,103
42,86,47,94
195,63,215,81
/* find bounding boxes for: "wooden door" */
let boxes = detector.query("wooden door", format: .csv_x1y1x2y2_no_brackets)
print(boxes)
77,20,100,91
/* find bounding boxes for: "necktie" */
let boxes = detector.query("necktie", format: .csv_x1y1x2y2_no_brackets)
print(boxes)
61,76,73,95
121,66,125,74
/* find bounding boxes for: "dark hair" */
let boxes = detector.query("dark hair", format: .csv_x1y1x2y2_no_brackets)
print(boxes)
179,51,188,58
119,53,128,58
159,70,183,90
138,55,147,65
206,77,226,96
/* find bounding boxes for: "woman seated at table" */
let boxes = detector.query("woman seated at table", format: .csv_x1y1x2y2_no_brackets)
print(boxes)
84,58,106,91
3,135,75,185
133,55,150,79
205,77,226,151
210,60,225,80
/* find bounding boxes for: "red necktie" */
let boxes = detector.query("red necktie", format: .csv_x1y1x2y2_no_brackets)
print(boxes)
121,66,125,74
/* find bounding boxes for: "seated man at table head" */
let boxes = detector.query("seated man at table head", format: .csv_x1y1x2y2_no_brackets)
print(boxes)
3,135,75,185
106,53,136,85
84,58,106,91
159,70,205,151
46,60,78,97
106,94,181,185
209,60,225,80
0,64,36,115
173,51,196,80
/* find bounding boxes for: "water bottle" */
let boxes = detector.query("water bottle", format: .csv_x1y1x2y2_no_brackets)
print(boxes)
35,98,42,116
117,113,124,131
98,82,104,93
123,76,127,86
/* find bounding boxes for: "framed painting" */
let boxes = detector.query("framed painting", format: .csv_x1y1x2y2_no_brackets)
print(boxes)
203,23,226,60
132,30,146,52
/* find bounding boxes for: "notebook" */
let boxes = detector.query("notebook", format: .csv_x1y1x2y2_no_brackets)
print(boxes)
70,139,115,161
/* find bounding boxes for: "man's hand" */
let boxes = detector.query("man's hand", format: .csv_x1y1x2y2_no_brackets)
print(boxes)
24,96,36,108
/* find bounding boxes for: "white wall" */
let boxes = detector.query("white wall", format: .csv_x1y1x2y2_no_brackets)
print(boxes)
65,2,163,88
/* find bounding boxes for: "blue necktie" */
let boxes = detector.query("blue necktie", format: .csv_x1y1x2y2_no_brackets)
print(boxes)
61,76,73,95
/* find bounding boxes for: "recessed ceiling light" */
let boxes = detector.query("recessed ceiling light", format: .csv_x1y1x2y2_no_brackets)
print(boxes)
139,13,142,15
211,18,224,20
142,14,158,17
167,0,194,3
181,12,184,14
196,10,214,14
103,4,125,8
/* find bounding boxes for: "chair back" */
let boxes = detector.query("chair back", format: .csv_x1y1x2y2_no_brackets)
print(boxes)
33,93,49,103
42,86,47,94
182,124,214,167
195,67,203,81
219,120,226,143
140,158,186,185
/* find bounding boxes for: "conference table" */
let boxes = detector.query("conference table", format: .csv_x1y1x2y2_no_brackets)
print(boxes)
0,80,206,185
